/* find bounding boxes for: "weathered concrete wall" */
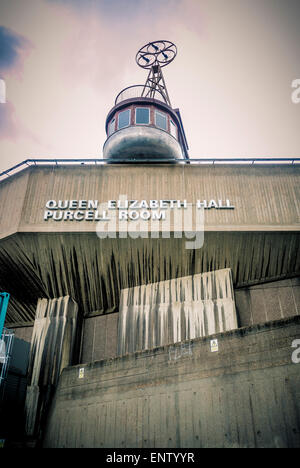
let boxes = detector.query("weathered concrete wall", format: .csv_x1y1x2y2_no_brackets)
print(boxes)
118,269,237,355
6,276,298,364
0,164,299,237
2,232,300,324
43,316,300,448
0,164,299,325
76,278,300,364
7,325,33,343
235,277,300,327
25,296,78,437
81,313,118,364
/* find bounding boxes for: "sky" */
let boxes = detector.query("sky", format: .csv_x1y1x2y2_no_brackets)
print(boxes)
0,0,299,173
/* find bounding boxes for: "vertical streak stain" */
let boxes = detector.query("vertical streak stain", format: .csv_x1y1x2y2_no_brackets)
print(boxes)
117,268,237,355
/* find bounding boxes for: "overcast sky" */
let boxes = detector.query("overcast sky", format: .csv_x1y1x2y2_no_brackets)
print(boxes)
0,0,299,172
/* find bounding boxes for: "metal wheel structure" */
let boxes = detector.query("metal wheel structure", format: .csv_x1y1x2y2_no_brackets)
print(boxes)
135,40,177,107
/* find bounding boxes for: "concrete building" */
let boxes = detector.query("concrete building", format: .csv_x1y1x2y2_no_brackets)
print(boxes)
0,41,299,448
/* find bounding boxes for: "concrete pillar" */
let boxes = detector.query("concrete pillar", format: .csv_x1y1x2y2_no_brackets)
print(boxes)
25,296,78,440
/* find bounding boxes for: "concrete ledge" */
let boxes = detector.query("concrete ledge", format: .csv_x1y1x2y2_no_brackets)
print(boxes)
58,316,300,385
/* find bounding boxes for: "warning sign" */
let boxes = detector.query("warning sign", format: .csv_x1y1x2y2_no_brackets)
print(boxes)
210,339,219,352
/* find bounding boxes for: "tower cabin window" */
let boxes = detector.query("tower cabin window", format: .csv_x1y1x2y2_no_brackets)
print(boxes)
155,111,167,131
118,109,131,129
108,118,116,136
170,120,177,139
135,108,150,125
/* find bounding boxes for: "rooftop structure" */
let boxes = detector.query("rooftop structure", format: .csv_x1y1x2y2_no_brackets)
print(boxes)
103,40,189,160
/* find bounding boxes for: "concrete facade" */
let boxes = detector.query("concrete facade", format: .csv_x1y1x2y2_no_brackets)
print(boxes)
118,269,237,354
235,277,300,326
0,164,299,238
1,164,299,324
77,277,300,363
0,162,299,448
81,313,118,364
43,316,300,448
1,232,299,324
7,277,300,366
25,296,78,437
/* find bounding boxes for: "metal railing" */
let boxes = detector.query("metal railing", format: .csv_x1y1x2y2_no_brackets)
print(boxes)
0,328,14,398
0,158,299,183
115,84,166,105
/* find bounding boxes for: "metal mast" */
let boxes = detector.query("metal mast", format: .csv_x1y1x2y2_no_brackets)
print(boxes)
136,40,177,107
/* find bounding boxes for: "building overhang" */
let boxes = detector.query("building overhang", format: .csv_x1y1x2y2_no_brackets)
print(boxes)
0,161,299,325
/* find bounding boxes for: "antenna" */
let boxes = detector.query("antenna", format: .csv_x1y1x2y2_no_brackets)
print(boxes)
136,40,177,107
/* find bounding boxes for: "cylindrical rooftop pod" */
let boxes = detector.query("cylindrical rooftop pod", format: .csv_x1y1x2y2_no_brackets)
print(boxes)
103,41,189,161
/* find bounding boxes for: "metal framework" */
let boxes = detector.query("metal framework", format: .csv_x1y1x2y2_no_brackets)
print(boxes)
136,40,177,107
0,293,10,338
0,328,14,394
0,294,13,398
114,84,166,106
0,328,14,407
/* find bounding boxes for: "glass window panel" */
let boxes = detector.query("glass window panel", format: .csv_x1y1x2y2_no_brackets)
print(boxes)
118,109,130,129
136,108,150,124
155,111,167,130
108,118,115,136
170,120,177,139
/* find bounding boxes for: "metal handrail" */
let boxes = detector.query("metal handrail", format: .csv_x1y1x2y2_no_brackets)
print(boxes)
115,84,166,105
0,158,299,183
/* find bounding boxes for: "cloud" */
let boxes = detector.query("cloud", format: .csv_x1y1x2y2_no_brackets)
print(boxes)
0,97,44,144
0,25,32,77
45,0,187,94
0,101,19,139
47,0,182,18
0,26,35,141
